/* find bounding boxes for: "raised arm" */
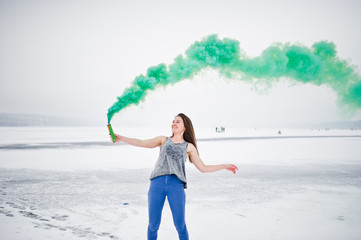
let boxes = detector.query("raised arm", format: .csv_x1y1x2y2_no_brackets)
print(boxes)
113,134,166,148
187,143,238,174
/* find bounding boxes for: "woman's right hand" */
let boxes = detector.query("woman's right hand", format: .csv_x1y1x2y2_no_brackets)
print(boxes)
111,133,122,143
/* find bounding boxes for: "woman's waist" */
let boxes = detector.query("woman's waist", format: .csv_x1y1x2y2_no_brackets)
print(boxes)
150,174,186,185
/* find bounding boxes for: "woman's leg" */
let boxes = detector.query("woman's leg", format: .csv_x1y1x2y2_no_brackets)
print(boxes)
167,177,189,240
147,178,166,240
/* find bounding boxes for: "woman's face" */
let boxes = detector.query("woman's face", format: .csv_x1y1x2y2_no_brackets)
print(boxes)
172,116,186,135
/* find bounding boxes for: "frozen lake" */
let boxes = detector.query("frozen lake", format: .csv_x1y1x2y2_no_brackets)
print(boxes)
0,127,361,239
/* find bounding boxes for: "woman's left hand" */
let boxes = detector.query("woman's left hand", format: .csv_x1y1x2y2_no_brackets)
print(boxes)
225,164,238,174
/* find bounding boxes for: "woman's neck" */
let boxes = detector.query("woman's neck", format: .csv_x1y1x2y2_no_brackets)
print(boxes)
172,133,184,143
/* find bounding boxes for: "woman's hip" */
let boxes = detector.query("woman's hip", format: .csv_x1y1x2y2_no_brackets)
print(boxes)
150,174,184,189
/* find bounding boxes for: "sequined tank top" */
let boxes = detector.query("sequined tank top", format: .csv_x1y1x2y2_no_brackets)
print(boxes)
150,137,188,188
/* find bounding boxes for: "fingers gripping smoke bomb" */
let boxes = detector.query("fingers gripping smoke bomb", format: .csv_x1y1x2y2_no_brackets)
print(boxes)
107,124,116,143
107,35,361,122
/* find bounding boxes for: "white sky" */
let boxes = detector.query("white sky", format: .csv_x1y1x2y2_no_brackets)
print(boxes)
1,0,361,127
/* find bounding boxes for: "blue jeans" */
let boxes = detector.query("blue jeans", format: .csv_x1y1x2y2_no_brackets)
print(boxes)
147,174,189,240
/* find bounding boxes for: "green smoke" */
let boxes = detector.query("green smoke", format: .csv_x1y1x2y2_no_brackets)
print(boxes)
107,34,361,123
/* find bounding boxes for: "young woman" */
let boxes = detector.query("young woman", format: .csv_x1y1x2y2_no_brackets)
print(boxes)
112,113,238,240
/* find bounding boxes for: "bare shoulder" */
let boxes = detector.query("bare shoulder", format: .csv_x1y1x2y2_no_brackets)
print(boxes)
157,136,167,146
187,142,196,153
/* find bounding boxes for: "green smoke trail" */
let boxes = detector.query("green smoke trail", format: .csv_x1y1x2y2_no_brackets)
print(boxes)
107,34,361,123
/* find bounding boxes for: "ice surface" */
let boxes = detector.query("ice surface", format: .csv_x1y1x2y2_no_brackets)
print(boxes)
0,127,361,239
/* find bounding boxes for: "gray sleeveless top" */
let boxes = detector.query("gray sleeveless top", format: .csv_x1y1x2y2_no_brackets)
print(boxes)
150,137,188,188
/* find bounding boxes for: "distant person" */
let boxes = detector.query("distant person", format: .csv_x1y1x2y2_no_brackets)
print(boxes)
111,113,238,240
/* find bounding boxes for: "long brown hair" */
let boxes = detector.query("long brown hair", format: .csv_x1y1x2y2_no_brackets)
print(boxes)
171,113,199,163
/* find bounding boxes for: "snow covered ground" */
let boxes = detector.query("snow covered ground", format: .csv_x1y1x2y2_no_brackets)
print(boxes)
0,127,361,239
